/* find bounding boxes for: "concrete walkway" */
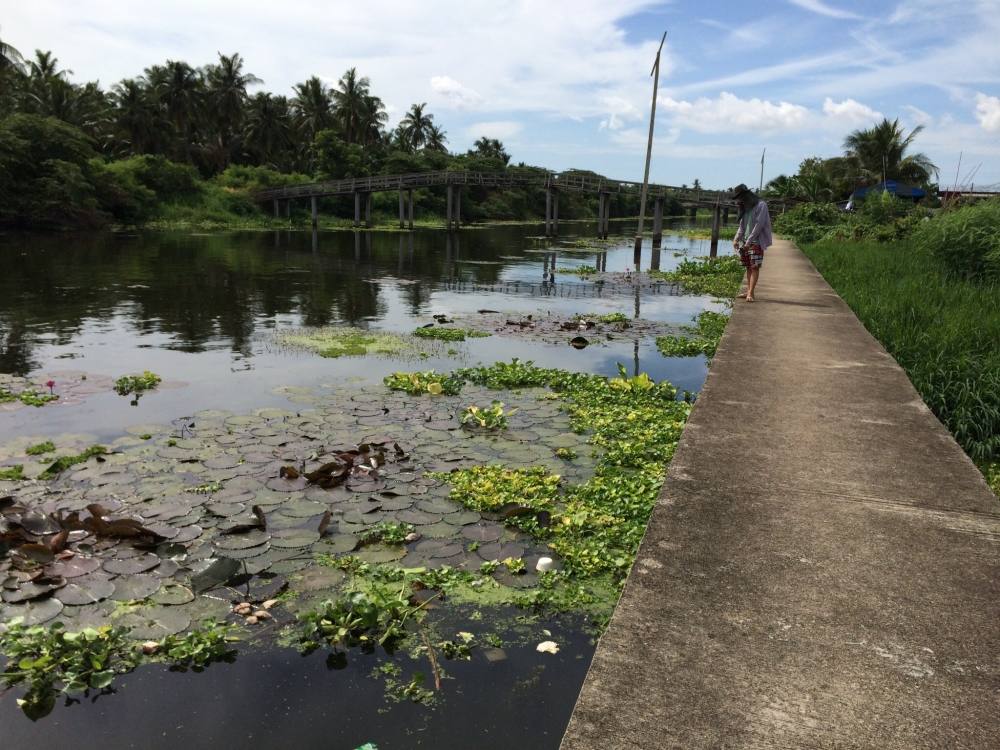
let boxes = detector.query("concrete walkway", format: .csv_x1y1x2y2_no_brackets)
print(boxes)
560,239,1000,749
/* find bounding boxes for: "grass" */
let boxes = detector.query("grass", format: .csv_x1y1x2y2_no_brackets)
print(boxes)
412,327,490,342
804,239,1000,483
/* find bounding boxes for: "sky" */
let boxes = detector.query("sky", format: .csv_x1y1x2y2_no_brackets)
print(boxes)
3,0,999,189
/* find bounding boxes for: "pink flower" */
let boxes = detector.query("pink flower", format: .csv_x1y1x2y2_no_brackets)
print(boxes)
46,380,55,393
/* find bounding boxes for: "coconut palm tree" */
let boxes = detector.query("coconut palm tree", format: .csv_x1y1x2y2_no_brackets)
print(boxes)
425,123,448,153
243,92,293,169
154,60,203,160
843,118,938,186
0,27,26,73
358,94,387,147
113,78,166,155
292,75,334,142
204,52,260,162
399,103,436,150
332,67,370,144
471,136,509,164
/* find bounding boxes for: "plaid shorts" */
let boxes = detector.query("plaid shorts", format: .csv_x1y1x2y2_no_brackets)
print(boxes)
739,243,764,269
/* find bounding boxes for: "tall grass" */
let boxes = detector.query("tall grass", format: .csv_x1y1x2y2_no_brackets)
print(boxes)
804,239,1000,477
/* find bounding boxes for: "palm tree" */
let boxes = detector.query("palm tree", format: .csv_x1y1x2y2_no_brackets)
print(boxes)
0,27,25,73
763,174,798,198
472,136,509,164
155,60,203,160
113,78,168,155
24,50,72,116
358,94,387,147
205,52,260,165
425,123,448,153
399,103,437,150
243,93,293,169
292,76,334,142
332,67,370,144
843,118,938,186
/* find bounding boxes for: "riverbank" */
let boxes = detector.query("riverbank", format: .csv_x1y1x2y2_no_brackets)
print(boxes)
803,238,1000,495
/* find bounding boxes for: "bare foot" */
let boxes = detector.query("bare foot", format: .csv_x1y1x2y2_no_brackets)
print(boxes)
746,295,754,303
737,292,748,299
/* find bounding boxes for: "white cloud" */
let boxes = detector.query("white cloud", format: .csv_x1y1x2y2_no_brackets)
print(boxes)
430,75,483,110
598,96,642,131
902,105,933,126
974,93,1000,132
657,92,810,133
787,0,862,20
822,97,882,124
465,120,523,140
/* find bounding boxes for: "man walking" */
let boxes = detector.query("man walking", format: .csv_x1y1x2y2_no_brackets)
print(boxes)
730,183,772,302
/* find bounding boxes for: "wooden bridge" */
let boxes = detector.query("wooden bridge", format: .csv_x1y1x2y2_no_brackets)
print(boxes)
255,169,746,247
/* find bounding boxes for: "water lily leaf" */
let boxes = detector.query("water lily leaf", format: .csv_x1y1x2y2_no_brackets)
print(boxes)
109,574,162,601
56,576,116,605
151,583,195,605
190,557,240,593
461,524,503,543
2,576,66,602
356,544,406,564
103,553,161,575
45,556,101,578
270,528,320,549
0,596,63,625
214,530,270,551
281,499,327,518
315,534,359,554
120,605,191,638
18,511,61,535
267,557,311,574
293,565,346,592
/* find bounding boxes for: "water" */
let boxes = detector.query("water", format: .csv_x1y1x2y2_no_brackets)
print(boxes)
0,220,719,748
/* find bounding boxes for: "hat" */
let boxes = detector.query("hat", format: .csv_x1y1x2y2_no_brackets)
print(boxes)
728,183,751,200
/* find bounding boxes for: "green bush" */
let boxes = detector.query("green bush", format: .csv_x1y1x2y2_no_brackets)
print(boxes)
773,202,844,243
911,199,1000,281
105,155,200,202
214,164,311,192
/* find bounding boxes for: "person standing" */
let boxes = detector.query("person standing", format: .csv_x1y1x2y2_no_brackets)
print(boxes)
730,183,772,302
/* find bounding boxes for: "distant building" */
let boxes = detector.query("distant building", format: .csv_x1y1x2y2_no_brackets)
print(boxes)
850,180,927,202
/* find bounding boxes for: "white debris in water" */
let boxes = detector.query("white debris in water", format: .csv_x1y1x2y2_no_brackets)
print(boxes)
536,640,559,655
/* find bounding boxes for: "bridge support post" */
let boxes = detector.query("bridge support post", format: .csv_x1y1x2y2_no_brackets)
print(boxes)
552,191,559,236
723,206,730,225
454,187,461,229
399,190,405,229
407,189,414,230
545,188,552,236
601,194,611,239
446,184,453,230
651,197,664,249
596,193,604,239
365,193,372,228
709,199,721,258
689,205,697,220
273,199,279,219
286,200,291,219
311,196,318,228
354,191,361,228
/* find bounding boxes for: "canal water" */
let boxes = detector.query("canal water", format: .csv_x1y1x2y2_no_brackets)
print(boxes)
0,220,721,749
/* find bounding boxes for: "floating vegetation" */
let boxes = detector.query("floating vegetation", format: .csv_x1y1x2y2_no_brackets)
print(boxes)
13,390,59,408
384,370,463,396
277,327,421,359
656,311,730,358
449,311,677,348
0,464,25,480
557,265,598,276
0,372,115,414
460,401,515,430
359,521,416,546
412,326,490,342
37,445,108,480
25,441,56,456
114,371,162,397
555,447,577,460
650,255,744,298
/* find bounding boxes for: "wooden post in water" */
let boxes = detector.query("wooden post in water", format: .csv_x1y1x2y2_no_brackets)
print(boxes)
311,196,318,228
723,206,730,225
407,189,414,230
552,190,559,237
364,193,372,228
398,190,405,229
633,31,668,266
354,191,361,228
273,199,279,218
545,188,552,236
651,197,664,249
597,193,605,238
602,194,611,239
709,197,721,258
446,184,453,230
689,205,697,220
455,187,461,228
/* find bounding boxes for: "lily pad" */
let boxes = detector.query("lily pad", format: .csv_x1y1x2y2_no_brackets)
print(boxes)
151,583,195,605
46,556,102,578
103,553,161,576
190,557,241,593
120,606,192,639
214,530,271,551
270,529,321,549
0,596,64,624
109,574,162,601
55,577,116,605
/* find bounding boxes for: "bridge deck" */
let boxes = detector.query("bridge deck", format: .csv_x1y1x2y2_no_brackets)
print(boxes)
559,239,1000,749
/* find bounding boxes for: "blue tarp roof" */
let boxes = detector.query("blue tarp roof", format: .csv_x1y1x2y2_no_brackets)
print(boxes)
852,180,926,199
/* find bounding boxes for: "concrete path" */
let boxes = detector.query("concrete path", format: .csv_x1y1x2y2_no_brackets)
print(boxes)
560,239,1000,749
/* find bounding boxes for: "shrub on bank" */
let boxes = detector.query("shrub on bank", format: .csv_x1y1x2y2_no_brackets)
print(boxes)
911,199,1000,281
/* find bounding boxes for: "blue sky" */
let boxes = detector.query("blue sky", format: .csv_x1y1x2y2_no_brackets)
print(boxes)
4,0,999,189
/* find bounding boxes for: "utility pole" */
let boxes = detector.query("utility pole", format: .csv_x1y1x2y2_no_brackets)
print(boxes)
759,148,766,193
633,31,667,266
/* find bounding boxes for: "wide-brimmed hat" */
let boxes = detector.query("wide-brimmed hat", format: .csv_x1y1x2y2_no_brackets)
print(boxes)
728,183,752,200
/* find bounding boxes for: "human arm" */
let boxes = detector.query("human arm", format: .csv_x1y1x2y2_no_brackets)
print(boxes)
733,213,745,247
